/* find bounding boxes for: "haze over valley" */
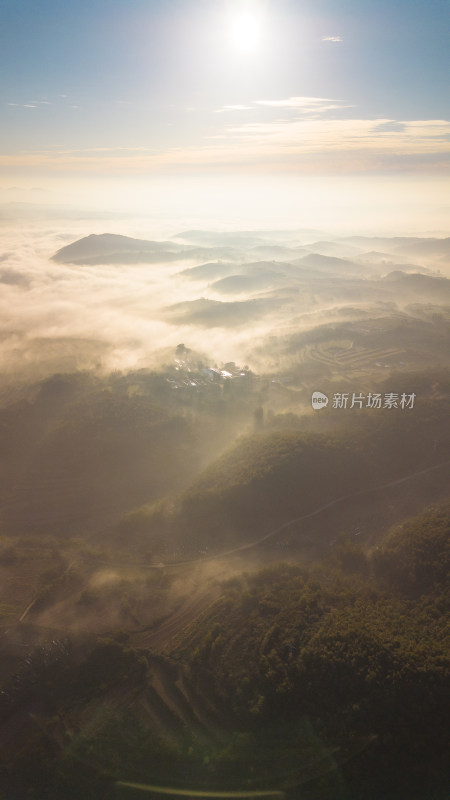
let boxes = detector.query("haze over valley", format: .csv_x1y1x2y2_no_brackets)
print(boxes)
0,216,449,799
1,0,449,796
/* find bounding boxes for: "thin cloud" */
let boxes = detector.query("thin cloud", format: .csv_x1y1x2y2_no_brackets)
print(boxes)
372,121,407,133
224,117,450,153
253,96,354,118
214,105,253,113
7,101,51,108
0,117,448,176
255,96,335,109
322,36,343,43
42,145,156,154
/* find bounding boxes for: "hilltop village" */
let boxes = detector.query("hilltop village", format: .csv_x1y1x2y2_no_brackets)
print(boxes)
167,344,254,390
125,344,259,406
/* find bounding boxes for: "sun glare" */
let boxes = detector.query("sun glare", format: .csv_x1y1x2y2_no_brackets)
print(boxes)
229,10,262,54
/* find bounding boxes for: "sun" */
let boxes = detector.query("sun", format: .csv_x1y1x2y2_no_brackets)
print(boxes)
229,10,262,54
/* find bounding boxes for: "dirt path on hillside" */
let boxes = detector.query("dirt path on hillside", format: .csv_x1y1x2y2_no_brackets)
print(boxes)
198,457,450,560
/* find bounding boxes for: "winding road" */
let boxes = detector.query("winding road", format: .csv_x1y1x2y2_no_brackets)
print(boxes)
84,457,450,570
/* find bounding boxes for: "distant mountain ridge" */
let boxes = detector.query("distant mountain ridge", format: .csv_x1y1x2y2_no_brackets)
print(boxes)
344,235,450,259
51,233,239,265
52,233,174,263
52,232,450,271
381,270,450,300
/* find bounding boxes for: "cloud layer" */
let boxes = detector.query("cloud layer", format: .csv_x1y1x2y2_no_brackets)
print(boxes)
0,217,448,391
2,93,449,176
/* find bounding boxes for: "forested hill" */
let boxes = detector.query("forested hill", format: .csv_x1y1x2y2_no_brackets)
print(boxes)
1,507,448,799
119,397,450,559
172,507,450,798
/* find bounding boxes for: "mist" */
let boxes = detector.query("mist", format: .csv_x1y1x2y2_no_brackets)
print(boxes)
2,0,449,790
0,194,449,389
0,199,449,800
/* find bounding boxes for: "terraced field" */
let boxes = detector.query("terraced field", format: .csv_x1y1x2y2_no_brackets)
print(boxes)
136,586,224,654
298,341,406,372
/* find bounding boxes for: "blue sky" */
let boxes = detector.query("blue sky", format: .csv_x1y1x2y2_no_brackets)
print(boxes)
0,0,449,228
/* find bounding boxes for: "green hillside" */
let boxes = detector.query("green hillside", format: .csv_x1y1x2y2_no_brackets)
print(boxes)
119,396,450,559
173,507,450,798
0,508,448,799
0,371,230,536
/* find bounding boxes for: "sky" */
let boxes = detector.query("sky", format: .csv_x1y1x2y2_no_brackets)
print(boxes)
0,0,449,231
